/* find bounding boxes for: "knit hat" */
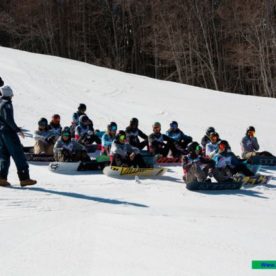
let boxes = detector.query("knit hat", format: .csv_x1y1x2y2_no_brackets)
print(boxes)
0,85,14,98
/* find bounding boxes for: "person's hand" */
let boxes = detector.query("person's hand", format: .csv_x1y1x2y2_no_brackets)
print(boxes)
18,131,25,139
129,152,136,160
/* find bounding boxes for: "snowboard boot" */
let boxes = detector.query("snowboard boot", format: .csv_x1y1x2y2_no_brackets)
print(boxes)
18,169,37,187
0,178,11,187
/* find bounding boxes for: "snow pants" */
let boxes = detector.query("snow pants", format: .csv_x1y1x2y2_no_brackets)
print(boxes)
0,129,30,180
34,140,54,155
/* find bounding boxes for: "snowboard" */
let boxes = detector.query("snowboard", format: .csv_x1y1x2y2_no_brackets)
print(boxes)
25,153,54,162
233,174,271,185
186,181,242,191
103,166,167,178
156,156,182,164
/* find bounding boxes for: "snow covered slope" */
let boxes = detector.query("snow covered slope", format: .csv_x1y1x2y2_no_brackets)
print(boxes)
0,46,276,276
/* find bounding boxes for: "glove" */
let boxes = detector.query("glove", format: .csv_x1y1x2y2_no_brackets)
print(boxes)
46,136,56,144
129,152,136,161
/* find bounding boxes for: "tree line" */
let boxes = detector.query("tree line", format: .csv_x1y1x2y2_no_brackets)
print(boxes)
0,0,275,97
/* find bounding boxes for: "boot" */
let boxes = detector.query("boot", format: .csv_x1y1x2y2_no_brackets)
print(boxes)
18,169,37,187
20,179,37,187
0,178,11,187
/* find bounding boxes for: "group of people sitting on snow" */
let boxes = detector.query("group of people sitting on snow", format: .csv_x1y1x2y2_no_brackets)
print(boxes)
33,103,274,183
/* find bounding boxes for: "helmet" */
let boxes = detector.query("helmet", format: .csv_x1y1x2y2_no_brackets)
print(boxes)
187,141,200,153
218,140,229,151
130,118,138,126
61,127,71,140
0,85,13,98
246,126,255,134
153,122,161,128
79,115,89,125
170,121,178,129
206,126,215,136
107,122,117,132
38,117,48,127
116,130,127,143
78,103,86,112
0,77,4,87
210,131,219,138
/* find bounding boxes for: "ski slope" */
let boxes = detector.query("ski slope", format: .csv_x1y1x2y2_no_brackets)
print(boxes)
0,46,276,276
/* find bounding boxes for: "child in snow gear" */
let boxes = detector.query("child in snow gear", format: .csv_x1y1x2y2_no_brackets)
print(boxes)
166,121,192,155
212,140,254,182
75,115,101,146
205,132,220,158
110,130,146,167
101,122,117,155
148,122,178,157
241,126,274,160
201,126,215,148
125,118,148,150
182,141,215,184
54,127,90,162
49,114,62,136
0,85,36,187
0,77,4,87
70,103,87,136
34,118,58,155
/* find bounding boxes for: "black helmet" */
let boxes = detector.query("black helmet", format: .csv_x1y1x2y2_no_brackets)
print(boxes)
0,77,4,87
170,121,178,129
79,115,89,124
78,103,86,112
115,130,127,143
187,141,200,153
130,118,138,126
38,117,48,127
206,126,215,136
246,126,255,134
218,140,229,151
107,121,117,132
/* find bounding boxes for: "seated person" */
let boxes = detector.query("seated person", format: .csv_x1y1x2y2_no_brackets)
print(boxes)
54,127,90,162
205,132,220,158
166,121,192,155
75,115,101,146
70,103,87,136
49,114,62,136
125,118,148,150
212,140,254,182
148,122,178,157
201,126,215,148
241,126,274,160
110,130,146,167
182,142,215,184
34,118,58,155
101,122,117,155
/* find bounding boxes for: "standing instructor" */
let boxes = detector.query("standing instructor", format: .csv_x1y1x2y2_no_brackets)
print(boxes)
0,84,37,187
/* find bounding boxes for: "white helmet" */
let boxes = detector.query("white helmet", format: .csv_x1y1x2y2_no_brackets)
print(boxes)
0,85,14,98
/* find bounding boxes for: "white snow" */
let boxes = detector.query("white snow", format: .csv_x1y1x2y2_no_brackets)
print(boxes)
0,46,276,276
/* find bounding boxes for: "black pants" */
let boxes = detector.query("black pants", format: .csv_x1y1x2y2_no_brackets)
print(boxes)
111,153,146,168
130,140,148,150
229,164,254,176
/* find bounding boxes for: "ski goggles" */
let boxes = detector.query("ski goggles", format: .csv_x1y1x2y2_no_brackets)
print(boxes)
195,145,202,152
170,123,178,129
111,126,117,131
119,134,126,141
219,143,226,150
62,132,70,137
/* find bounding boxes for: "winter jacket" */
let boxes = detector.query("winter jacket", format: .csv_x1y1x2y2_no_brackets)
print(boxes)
49,122,62,136
101,132,115,148
125,126,148,145
54,138,85,155
241,135,260,155
0,97,21,133
201,135,210,148
34,128,56,142
148,133,172,146
205,142,219,157
166,128,191,143
183,153,214,174
212,151,240,169
110,141,140,159
75,124,94,141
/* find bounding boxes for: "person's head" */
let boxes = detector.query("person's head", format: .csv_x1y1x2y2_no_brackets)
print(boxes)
218,140,229,153
0,77,4,87
169,121,178,131
61,127,71,142
78,103,86,114
246,126,255,137
0,85,13,99
107,122,117,135
187,141,201,155
79,115,90,126
116,130,127,144
130,117,138,129
51,114,60,125
206,126,215,136
153,122,161,134
38,117,48,130
210,132,219,143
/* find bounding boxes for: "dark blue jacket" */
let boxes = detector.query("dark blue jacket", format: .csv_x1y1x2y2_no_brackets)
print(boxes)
0,97,21,133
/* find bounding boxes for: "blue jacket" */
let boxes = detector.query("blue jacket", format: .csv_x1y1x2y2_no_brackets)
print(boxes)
0,97,21,133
